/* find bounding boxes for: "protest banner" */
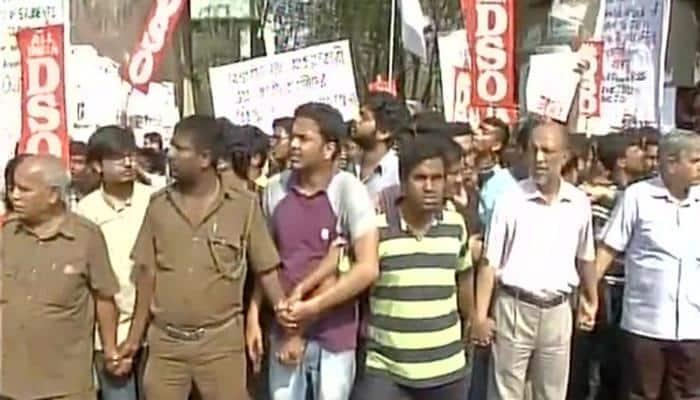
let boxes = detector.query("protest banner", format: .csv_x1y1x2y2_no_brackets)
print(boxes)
438,29,516,126
17,24,69,166
209,40,359,132
1,0,65,183
67,45,179,145
124,0,187,94
460,0,516,109
526,52,580,123
578,41,604,117
596,0,670,129
190,0,251,20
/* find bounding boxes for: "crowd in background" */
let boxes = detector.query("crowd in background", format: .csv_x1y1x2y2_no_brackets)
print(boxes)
1,91,699,400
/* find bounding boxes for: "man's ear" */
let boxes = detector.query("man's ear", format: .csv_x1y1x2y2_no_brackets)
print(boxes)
90,161,102,175
323,141,338,161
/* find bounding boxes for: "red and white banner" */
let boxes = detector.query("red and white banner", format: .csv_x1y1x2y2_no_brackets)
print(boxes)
461,0,516,109
123,0,187,94
451,67,517,125
578,41,604,118
17,24,69,167
368,75,398,96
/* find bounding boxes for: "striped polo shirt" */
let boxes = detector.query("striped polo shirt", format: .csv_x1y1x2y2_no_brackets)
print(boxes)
366,210,471,388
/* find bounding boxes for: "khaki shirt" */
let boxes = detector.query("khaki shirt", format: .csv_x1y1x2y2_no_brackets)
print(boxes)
1,213,119,399
131,182,279,332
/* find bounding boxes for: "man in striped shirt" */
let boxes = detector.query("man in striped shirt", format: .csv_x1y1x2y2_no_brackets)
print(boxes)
352,135,471,399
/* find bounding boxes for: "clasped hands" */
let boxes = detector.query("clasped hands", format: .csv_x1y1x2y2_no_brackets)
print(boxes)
103,341,139,377
274,285,321,332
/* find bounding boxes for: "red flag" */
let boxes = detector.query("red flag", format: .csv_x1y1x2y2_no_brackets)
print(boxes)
368,75,398,96
123,0,187,93
578,41,604,117
17,24,69,167
460,0,516,109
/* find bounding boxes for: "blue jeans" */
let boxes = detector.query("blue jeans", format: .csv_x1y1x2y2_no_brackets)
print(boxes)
468,347,490,400
95,350,142,400
268,335,356,400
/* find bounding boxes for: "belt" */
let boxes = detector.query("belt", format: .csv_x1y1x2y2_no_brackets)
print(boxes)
501,285,569,309
152,315,237,341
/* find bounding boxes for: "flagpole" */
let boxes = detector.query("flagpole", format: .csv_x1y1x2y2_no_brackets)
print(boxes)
388,0,397,83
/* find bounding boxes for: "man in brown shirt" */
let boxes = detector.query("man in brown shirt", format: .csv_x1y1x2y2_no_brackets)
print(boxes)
1,155,120,400
118,116,288,399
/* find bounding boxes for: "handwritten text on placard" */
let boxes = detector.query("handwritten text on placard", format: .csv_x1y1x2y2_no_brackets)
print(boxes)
209,40,359,132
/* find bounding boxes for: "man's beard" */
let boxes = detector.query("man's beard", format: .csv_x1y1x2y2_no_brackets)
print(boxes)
354,132,378,150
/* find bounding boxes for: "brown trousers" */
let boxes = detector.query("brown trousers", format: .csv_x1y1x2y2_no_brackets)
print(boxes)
143,317,249,400
624,331,700,400
0,390,95,400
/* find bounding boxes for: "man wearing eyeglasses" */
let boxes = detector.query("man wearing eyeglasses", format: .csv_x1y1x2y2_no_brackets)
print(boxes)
76,126,156,400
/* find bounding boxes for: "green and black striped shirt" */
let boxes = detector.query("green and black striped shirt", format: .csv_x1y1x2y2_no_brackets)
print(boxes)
366,210,471,388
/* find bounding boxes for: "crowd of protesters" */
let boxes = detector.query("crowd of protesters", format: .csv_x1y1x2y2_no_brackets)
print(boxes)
1,91,699,400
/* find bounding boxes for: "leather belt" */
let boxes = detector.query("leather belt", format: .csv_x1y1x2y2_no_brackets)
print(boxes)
152,315,236,341
501,285,569,309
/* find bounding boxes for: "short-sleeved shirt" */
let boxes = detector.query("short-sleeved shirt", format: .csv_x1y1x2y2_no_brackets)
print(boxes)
366,210,471,388
263,170,376,351
1,213,119,399
601,177,700,340
75,182,155,349
131,182,280,333
479,167,518,226
355,150,400,199
484,178,595,297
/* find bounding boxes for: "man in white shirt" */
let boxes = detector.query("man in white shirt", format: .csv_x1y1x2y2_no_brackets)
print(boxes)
471,121,597,400
76,126,155,400
597,130,700,400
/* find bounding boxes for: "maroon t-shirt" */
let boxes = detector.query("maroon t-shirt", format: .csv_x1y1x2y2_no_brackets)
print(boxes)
271,187,358,352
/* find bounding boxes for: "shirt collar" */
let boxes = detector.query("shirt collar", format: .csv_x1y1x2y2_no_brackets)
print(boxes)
398,206,444,233
647,176,700,205
15,212,77,240
286,170,336,197
521,178,575,203
356,149,397,180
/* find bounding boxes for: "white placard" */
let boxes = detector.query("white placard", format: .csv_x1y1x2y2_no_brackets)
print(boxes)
66,45,179,145
596,0,670,129
209,40,359,132
526,52,580,123
437,30,469,123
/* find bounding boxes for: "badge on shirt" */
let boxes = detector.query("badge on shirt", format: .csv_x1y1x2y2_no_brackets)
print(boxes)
320,228,330,241
63,264,79,275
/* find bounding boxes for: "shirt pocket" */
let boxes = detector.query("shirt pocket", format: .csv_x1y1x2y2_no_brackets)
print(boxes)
39,256,88,307
207,235,246,281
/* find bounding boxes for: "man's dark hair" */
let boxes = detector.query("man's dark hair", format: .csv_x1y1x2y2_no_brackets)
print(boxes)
137,147,166,175
272,117,294,135
482,116,510,150
412,111,446,126
144,131,163,149
86,126,137,164
364,92,411,140
294,102,347,145
638,126,660,147
220,123,269,180
596,135,641,173
174,115,222,166
413,125,464,167
4,154,30,211
569,135,592,163
70,140,87,157
399,135,447,181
